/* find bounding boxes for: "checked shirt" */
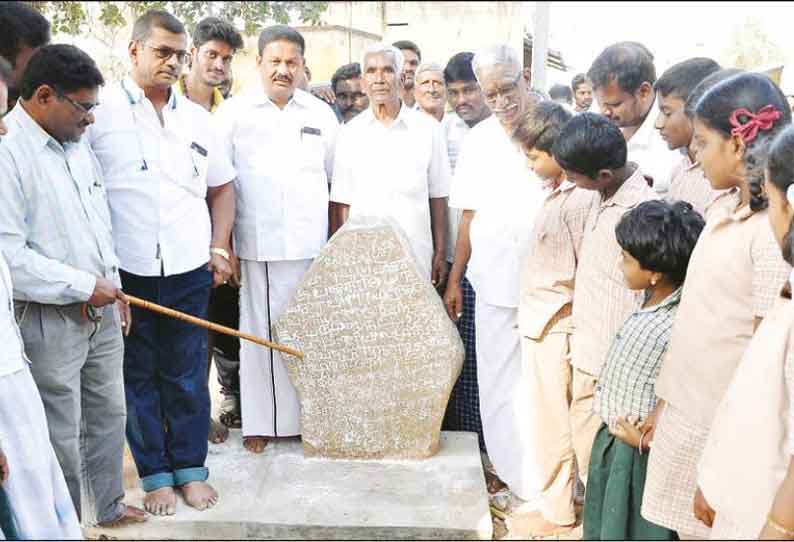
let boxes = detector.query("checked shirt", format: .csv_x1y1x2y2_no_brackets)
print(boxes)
593,287,682,428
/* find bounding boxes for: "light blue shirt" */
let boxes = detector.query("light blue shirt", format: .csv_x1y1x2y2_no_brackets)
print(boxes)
0,104,120,305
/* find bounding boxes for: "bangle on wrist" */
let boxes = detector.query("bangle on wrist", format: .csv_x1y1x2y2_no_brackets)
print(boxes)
767,514,794,537
210,247,230,261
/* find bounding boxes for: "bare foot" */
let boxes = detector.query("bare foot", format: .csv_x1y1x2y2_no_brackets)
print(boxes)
243,436,268,454
143,487,176,516
180,481,218,511
508,510,576,538
208,417,229,444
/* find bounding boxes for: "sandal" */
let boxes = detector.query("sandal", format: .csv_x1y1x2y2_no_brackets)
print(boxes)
219,395,242,429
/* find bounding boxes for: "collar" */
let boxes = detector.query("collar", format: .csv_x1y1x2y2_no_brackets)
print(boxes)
680,151,700,171
545,178,577,200
626,103,658,148
360,101,417,128
250,85,314,110
7,102,64,152
600,163,648,209
638,286,683,314
122,76,177,111
175,74,224,113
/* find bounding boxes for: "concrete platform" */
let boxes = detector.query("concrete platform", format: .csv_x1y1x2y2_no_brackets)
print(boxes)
87,431,492,540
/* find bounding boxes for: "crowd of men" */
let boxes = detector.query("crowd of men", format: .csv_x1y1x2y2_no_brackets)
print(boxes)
3,1,794,540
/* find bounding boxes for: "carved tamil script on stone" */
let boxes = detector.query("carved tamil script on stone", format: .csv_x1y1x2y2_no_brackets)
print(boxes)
273,216,464,459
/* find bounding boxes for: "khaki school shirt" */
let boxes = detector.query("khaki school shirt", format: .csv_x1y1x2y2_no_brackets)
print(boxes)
571,165,658,375
518,180,594,339
655,203,791,427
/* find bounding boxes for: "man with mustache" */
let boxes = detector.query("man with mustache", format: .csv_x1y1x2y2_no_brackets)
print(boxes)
331,42,450,287
446,44,545,509
414,62,446,122
86,9,237,516
588,42,678,192
214,24,339,456
174,16,245,447
331,62,368,123
0,44,144,529
438,51,490,449
393,40,421,108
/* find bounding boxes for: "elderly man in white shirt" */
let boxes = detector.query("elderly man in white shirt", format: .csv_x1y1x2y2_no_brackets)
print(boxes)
331,42,450,286
87,10,236,516
447,44,545,506
414,62,446,122
588,41,678,193
214,25,339,455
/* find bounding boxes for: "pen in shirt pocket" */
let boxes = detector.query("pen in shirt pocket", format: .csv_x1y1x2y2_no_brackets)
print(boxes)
300,126,321,140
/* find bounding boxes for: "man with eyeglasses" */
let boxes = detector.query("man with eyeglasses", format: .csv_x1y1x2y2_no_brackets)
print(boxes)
86,9,236,516
174,16,244,448
438,50,490,452
0,44,145,529
447,44,545,511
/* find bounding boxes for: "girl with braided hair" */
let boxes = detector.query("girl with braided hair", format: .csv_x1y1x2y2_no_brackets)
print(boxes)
640,72,792,539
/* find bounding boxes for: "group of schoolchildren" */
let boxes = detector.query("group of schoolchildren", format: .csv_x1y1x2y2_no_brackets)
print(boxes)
510,55,794,539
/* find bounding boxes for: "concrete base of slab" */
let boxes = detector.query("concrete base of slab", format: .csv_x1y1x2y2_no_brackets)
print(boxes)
86,431,492,540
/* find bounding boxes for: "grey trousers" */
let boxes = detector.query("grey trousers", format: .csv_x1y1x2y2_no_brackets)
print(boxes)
16,301,126,525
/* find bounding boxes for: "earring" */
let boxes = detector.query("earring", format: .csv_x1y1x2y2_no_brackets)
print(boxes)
650,277,658,286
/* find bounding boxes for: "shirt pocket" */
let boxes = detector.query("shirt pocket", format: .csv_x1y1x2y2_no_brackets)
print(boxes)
299,133,325,174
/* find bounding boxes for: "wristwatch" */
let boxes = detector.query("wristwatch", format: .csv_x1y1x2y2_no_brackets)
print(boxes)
210,247,230,261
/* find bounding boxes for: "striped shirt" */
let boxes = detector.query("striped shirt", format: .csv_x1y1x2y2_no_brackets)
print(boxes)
518,180,594,339
664,154,729,219
571,165,658,375
593,287,682,427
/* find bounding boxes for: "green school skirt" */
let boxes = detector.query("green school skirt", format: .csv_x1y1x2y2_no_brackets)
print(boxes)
583,423,677,541
0,486,19,540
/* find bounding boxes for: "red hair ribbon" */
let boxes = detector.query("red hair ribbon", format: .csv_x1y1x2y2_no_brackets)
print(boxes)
728,104,782,143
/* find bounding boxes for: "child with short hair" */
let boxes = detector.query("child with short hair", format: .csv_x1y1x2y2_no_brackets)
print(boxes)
510,102,598,537
642,72,792,540
551,112,657,424
653,57,722,215
584,199,704,540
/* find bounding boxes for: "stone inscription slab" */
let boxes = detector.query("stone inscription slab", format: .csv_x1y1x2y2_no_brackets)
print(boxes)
273,216,464,459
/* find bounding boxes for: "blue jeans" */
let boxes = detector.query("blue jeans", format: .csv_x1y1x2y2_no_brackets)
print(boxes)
121,265,212,492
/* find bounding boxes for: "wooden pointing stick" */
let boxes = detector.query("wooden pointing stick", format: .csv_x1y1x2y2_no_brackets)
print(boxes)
125,295,304,360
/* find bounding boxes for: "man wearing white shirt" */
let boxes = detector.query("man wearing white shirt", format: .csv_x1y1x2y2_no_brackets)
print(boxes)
214,25,339,455
87,10,236,516
0,44,145,527
331,42,450,286
447,44,545,504
439,51,491,448
588,42,678,193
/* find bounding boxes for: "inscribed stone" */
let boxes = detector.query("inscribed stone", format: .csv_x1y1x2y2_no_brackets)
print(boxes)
273,215,464,459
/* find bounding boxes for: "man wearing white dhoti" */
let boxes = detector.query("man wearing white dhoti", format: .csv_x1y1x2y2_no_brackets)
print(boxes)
214,24,339,453
330,42,451,286
448,44,546,504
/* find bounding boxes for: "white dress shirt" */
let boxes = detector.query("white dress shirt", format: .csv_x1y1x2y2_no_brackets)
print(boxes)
87,77,236,277
0,104,120,305
449,115,545,308
330,105,451,279
441,112,472,263
626,107,679,195
0,252,28,378
215,88,339,262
